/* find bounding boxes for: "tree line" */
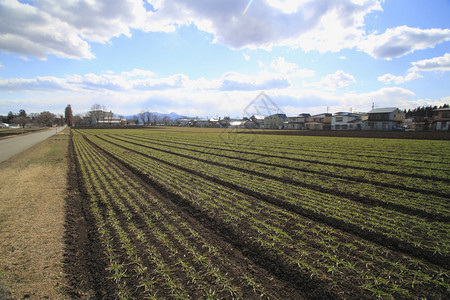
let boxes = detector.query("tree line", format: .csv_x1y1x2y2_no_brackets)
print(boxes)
401,104,449,119
0,110,65,127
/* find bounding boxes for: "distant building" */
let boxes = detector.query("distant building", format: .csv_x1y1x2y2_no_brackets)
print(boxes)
306,113,332,130
433,107,450,131
193,118,210,127
264,113,287,129
365,107,404,131
208,118,221,128
285,113,310,130
245,115,265,129
88,110,124,126
331,112,363,130
176,118,194,126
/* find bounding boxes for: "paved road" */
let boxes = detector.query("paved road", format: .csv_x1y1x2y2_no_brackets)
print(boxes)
0,126,66,163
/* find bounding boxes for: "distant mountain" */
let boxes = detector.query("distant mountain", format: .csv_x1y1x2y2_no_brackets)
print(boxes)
122,112,189,120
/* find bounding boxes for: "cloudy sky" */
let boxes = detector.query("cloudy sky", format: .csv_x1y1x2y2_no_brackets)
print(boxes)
0,0,449,118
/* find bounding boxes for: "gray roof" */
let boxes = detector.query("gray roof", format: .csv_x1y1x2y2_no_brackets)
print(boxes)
368,107,397,114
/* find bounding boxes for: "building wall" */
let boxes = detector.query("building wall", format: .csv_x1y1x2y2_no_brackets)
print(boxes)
264,115,287,129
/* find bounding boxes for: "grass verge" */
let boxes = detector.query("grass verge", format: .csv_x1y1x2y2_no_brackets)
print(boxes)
0,129,70,299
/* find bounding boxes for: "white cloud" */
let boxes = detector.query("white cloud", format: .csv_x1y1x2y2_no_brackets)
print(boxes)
0,0,159,59
411,53,450,72
305,70,356,91
219,71,291,91
269,57,315,80
337,87,416,111
0,0,95,59
377,72,422,84
0,76,69,92
359,26,450,59
265,0,306,14
243,54,250,61
153,0,381,52
10,0,450,62
3,0,448,63
270,57,298,74
378,53,450,85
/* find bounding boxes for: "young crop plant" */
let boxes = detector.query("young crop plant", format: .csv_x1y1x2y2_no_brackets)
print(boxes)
72,129,450,299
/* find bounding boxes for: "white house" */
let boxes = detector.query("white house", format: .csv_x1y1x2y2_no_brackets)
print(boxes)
331,112,363,130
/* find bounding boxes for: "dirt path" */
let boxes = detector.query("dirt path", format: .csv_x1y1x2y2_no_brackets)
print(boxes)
0,130,69,299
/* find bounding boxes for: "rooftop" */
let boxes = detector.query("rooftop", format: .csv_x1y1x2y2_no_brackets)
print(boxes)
368,107,398,114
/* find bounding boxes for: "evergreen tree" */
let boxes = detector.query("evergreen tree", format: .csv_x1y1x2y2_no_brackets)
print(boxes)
65,104,74,126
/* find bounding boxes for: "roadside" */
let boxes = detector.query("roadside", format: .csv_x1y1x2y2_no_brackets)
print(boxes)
0,128,49,140
0,126,66,163
0,128,70,299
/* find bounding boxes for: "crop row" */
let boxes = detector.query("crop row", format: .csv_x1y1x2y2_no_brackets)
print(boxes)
117,131,450,193
114,132,450,219
73,132,285,299
93,132,450,261
74,129,450,299
128,130,450,178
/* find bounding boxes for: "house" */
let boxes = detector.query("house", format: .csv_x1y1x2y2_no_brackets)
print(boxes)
229,120,247,128
433,107,450,131
97,116,125,126
176,118,193,126
331,112,363,130
89,110,113,125
245,115,265,129
285,113,310,130
264,113,287,129
207,118,221,128
86,110,123,126
403,116,432,131
306,113,332,130
365,107,404,131
193,118,210,127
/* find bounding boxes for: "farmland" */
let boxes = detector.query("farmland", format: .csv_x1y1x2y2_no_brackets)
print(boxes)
68,127,450,299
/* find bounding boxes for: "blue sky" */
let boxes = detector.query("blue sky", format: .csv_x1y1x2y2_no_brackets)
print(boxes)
0,0,449,118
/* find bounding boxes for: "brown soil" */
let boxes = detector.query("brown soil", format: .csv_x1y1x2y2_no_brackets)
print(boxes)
65,134,309,299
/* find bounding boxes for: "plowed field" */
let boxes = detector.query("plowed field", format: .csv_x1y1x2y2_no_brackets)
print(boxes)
66,128,450,299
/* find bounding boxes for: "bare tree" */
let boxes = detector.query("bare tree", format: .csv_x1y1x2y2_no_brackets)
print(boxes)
150,114,159,126
90,103,102,125
73,114,83,126
162,115,171,126
145,111,152,125
35,111,56,127
138,110,146,124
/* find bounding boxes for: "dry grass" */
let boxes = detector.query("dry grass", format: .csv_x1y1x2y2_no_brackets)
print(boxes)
0,130,69,299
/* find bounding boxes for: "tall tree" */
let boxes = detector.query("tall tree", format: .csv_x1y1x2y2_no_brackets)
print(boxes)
18,109,27,118
6,111,15,123
65,104,74,126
